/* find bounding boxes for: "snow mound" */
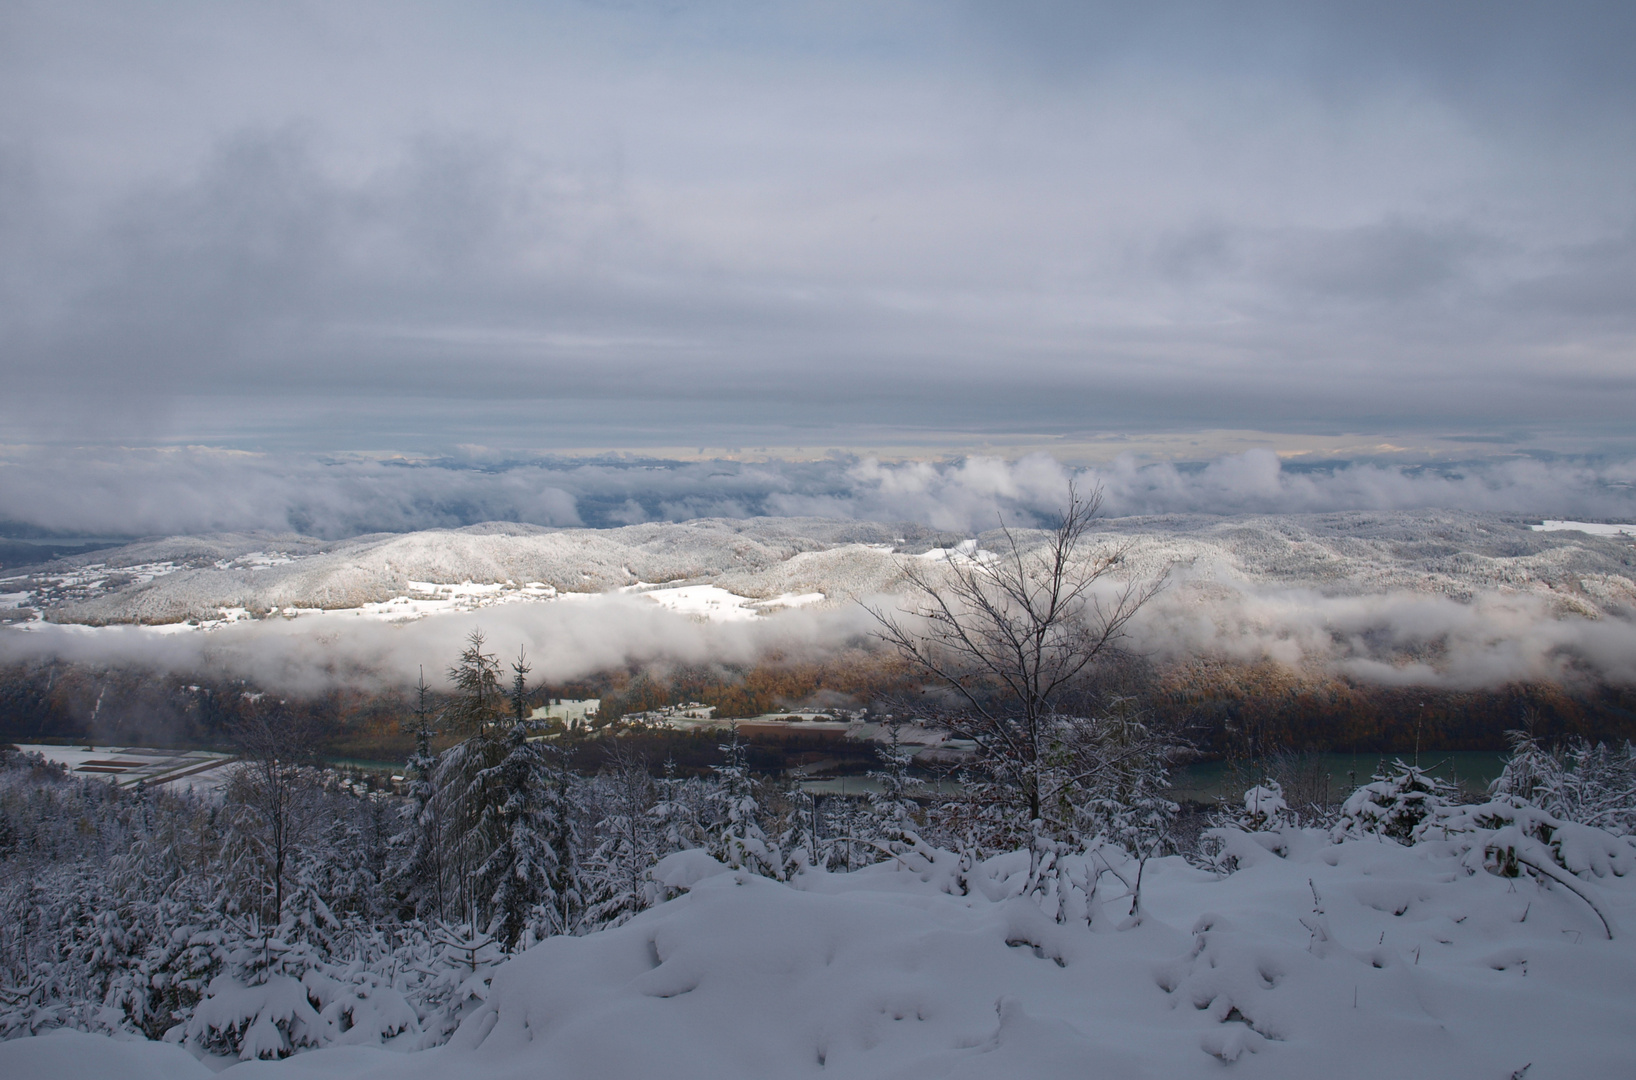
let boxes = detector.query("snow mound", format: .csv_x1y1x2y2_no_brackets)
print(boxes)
0,1028,211,1080
10,827,1631,1079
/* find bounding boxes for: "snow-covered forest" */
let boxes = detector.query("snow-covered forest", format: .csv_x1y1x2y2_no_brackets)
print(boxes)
2,622,1635,1076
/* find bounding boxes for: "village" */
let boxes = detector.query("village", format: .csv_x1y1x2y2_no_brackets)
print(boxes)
534,698,974,764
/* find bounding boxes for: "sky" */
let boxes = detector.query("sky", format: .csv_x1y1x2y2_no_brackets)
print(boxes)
2,1,1634,534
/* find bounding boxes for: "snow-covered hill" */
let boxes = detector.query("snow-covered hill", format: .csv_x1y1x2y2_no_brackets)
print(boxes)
5,511,1633,627
2,511,1633,692
1,518,920,625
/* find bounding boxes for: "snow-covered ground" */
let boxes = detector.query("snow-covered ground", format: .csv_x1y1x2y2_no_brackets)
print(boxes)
1532,520,1636,537
3,829,1631,1079
14,744,237,794
636,583,827,623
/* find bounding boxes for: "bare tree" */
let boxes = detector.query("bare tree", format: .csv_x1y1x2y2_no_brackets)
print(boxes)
222,700,322,925
869,482,1164,829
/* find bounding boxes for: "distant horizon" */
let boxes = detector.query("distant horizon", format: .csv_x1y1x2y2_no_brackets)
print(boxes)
4,440,1635,543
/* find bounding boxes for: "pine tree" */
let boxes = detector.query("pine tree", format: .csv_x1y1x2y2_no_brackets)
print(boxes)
474,725,553,951
1491,729,1560,807
1335,761,1455,842
865,717,925,851
1067,704,1180,855
391,667,448,922
470,648,554,950
652,757,708,854
444,630,504,737
708,724,784,879
429,631,509,925
1219,780,1294,832
537,741,583,938
584,747,657,929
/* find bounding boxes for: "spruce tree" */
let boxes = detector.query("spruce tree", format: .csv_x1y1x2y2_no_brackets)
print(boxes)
538,739,583,937
432,630,509,925
866,717,925,851
709,724,784,879
585,748,658,928
393,668,446,920
471,648,552,950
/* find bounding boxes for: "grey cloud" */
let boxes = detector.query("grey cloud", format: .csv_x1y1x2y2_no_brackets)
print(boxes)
959,1,1636,120
1505,226,1636,321
1,2,1633,443
1256,221,1491,306
3,447,1635,541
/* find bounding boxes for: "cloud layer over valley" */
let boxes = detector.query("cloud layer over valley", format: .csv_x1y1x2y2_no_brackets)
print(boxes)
4,447,1636,541
5,511,1634,696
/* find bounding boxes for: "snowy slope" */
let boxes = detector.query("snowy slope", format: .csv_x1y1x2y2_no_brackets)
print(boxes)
4,831,1631,1079
6,519,918,625
3,511,1633,693
6,510,1633,627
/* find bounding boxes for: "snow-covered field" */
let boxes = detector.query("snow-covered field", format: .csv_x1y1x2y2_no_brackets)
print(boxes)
635,583,827,623
3,827,1631,1079
1532,520,1636,537
12,744,236,794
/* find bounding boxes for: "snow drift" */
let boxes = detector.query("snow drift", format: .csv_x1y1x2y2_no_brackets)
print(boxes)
4,825,1633,1079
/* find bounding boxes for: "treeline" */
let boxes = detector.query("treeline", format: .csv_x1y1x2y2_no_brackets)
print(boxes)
1156,659,1636,756
584,649,911,721
5,655,1636,765
0,659,409,758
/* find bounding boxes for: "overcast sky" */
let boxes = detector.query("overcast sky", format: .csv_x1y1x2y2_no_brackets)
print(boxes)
2,0,1634,455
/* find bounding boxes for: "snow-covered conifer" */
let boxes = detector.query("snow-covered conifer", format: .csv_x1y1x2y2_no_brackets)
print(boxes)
1225,780,1295,833
651,758,710,855
1066,705,1181,856
1333,761,1455,842
865,717,925,851
708,725,784,879
583,747,659,929
473,723,554,950
466,648,559,950
1492,730,1636,836
392,673,449,921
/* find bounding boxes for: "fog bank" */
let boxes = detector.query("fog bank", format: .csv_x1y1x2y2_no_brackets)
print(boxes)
6,572,1634,697
4,448,1635,539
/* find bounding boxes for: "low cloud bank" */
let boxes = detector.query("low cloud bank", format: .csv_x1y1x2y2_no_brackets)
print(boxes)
5,575,1634,697
1130,580,1636,691
3,447,1635,539
0,597,880,698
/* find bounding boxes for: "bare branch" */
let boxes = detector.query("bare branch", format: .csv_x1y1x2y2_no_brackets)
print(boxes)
865,481,1168,825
